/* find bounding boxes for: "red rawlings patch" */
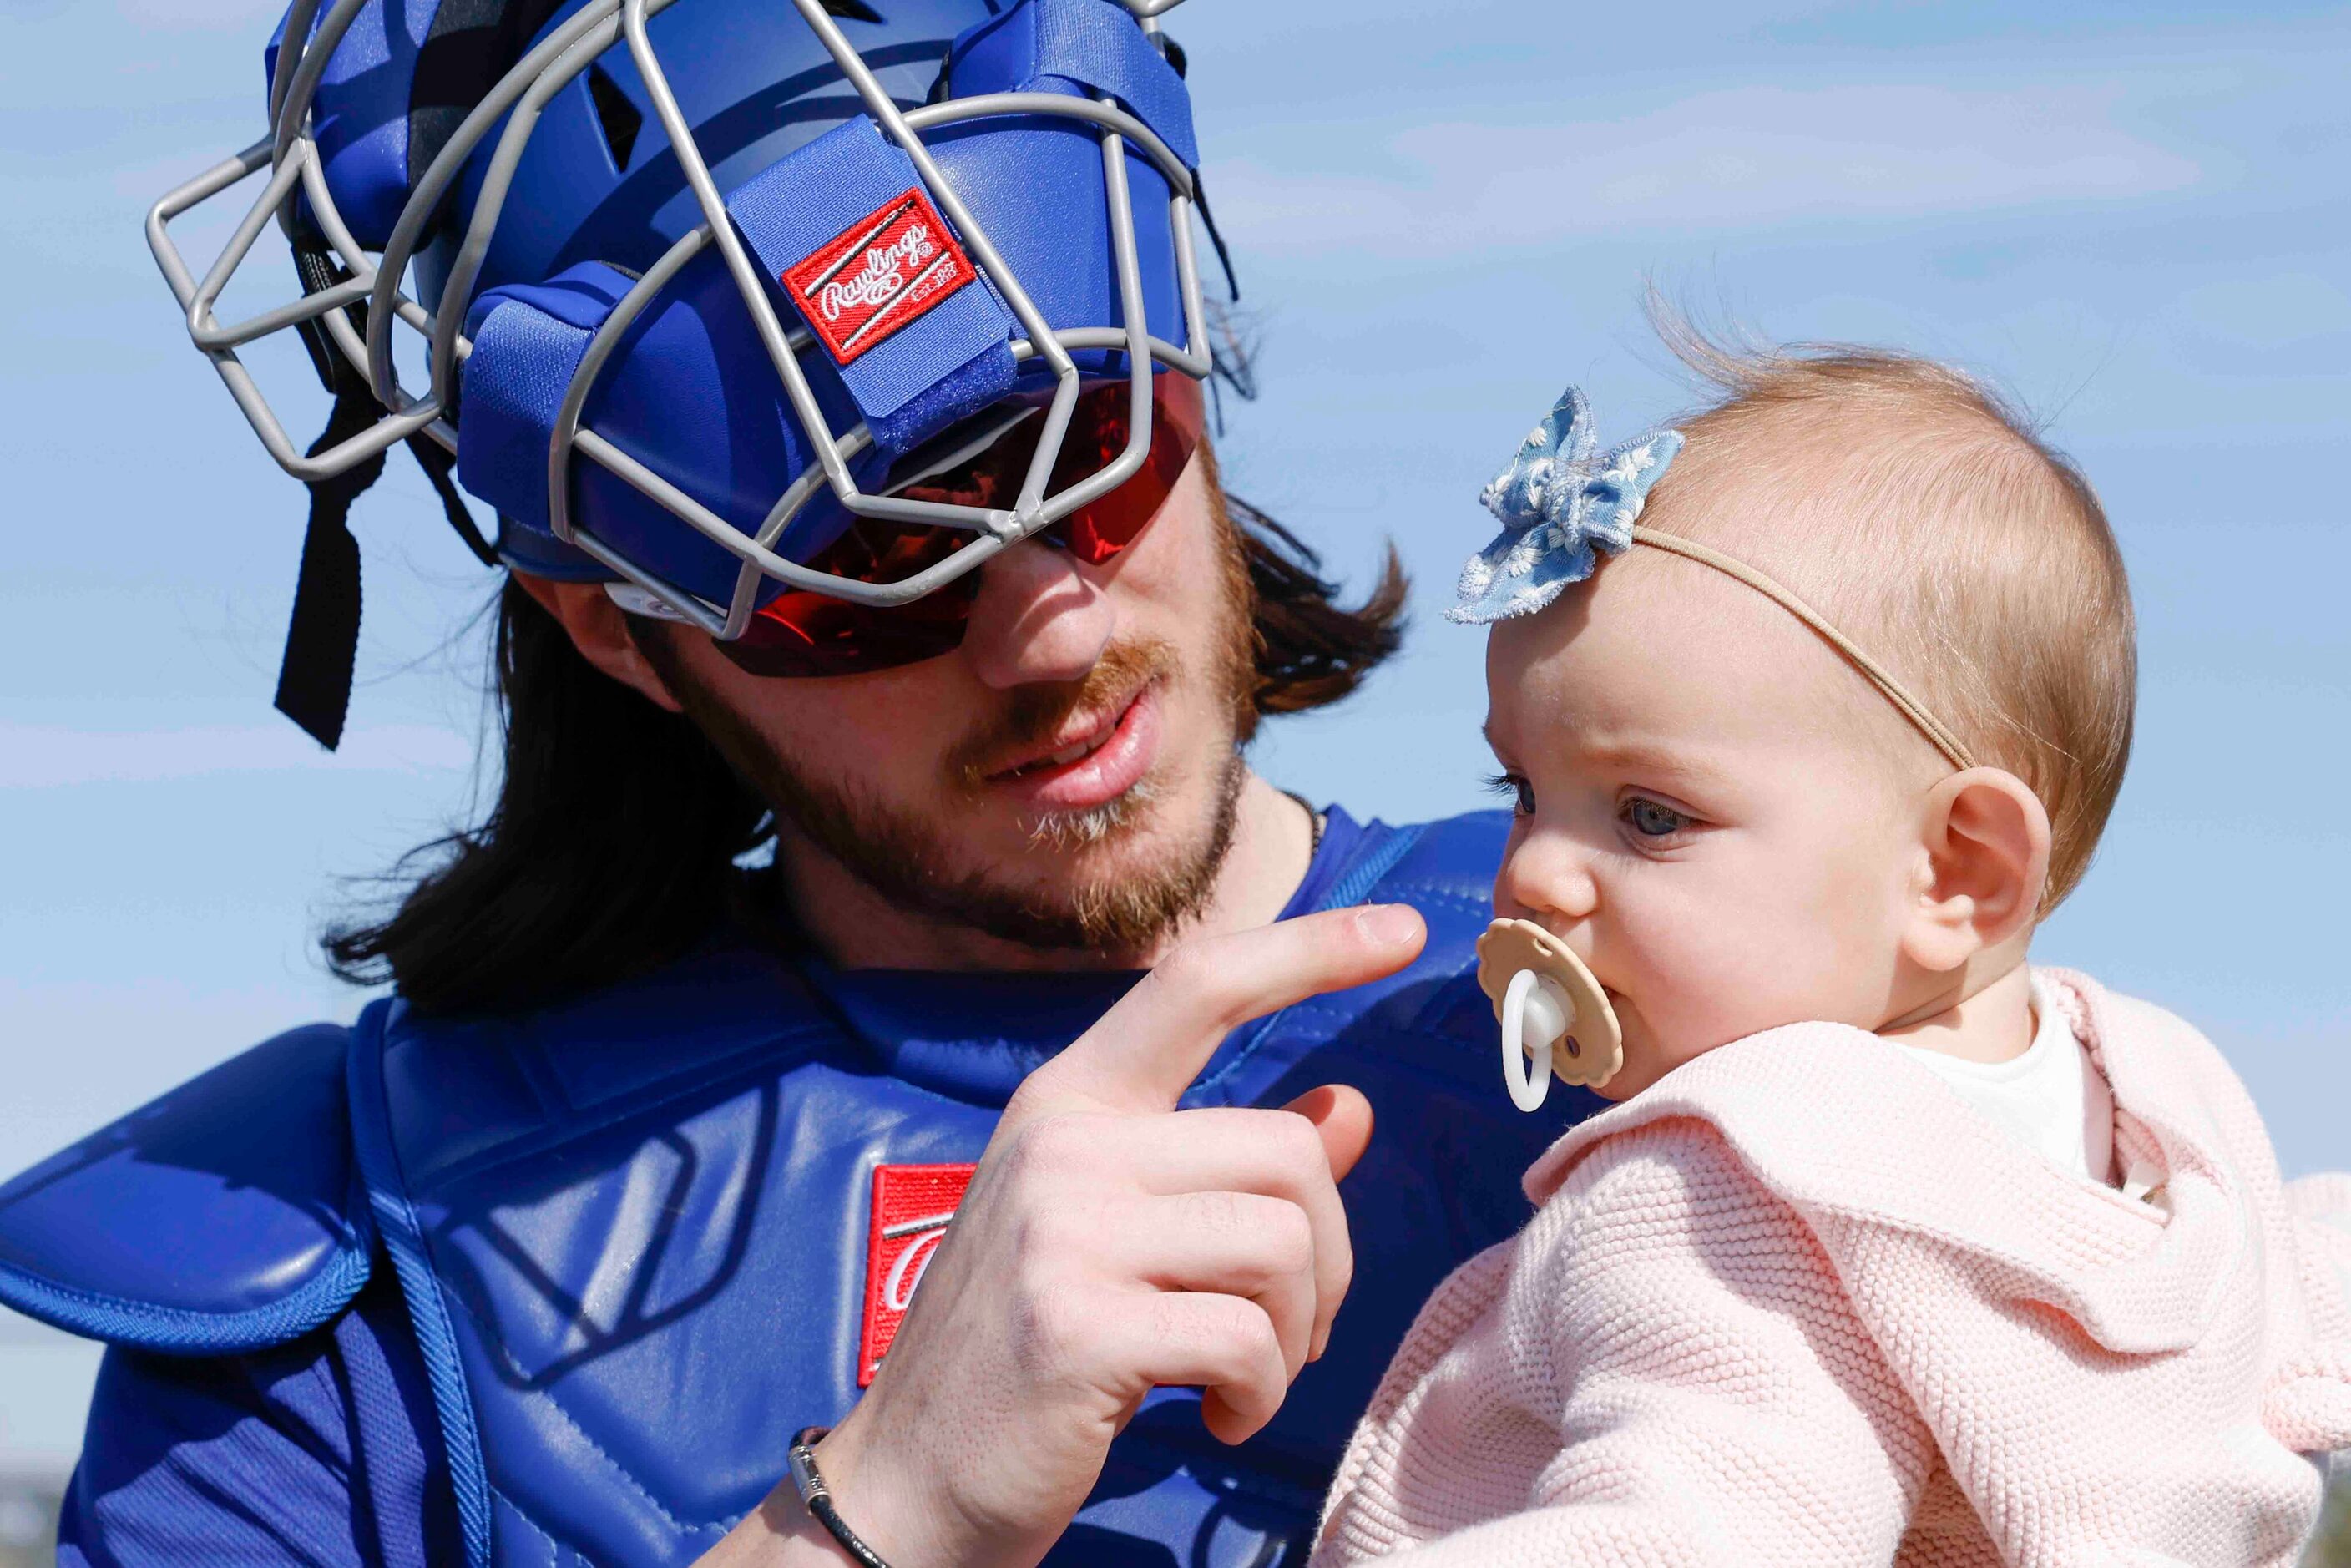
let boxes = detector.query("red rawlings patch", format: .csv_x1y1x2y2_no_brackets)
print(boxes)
782,188,978,367
858,1161,976,1387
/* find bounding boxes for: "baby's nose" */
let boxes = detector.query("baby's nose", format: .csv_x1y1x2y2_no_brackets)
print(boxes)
1494,834,1600,926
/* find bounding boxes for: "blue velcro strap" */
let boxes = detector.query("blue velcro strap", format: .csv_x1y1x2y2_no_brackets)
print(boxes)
727,119,1018,457
949,0,1198,169
457,265,631,537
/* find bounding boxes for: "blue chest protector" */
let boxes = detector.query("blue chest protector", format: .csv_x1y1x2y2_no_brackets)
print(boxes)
2,808,1594,1567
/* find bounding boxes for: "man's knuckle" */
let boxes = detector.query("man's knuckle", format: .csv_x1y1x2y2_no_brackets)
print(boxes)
1153,937,1209,982
1229,1302,1282,1370
1000,1080,1049,1123
1153,941,1241,1016
1201,1312,1253,1375
1011,1277,1091,1374
1271,1110,1324,1171
1192,1188,1246,1238
1328,1241,1357,1295
1266,1203,1315,1272
1009,1115,1095,1188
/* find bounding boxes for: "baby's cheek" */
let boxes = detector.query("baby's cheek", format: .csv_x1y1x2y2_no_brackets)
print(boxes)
1620,878,1831,1055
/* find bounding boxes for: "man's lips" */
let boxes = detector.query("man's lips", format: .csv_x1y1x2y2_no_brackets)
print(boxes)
983,683,1160,812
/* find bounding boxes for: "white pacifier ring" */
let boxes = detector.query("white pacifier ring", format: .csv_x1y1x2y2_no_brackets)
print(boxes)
1499,969,1560,1112
1476,918,1624,1110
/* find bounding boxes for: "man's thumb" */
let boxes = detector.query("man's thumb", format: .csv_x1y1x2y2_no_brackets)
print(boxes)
1280,1083,1375,1185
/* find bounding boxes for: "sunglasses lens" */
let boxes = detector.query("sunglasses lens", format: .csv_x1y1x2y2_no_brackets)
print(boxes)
1051,373,1205,566
716,375,1204,679
718,522,975,678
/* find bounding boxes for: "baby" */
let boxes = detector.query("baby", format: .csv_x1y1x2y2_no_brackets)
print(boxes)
1310,334,2351,1565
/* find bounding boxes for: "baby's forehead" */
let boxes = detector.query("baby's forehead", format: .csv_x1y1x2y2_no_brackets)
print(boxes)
1487,551,1893,766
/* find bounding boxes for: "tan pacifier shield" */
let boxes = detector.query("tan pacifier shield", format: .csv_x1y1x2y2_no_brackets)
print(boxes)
1475,918,1623,1090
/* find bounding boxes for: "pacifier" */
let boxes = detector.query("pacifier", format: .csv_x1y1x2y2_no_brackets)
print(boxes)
1474,918,1623,1110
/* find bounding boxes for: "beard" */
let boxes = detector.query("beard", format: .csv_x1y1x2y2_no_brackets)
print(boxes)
640,506,1262,955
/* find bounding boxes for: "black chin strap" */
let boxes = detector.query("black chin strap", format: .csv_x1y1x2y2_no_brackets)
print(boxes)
276,240,498,751
275,388,380,751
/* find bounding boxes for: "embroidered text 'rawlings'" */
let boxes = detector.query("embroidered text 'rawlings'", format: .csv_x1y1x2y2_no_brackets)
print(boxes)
783,189,978,367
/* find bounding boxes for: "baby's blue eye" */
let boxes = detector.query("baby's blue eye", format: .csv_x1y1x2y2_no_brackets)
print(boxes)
1623,797,1687,837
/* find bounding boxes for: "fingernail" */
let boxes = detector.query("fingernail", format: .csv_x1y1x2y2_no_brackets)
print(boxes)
1358,903,1420,945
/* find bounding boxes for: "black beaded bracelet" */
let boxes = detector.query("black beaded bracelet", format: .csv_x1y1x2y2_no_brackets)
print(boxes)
788,1427,894,1568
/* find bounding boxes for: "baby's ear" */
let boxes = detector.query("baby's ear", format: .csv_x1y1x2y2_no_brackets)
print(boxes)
1902,768,2052,974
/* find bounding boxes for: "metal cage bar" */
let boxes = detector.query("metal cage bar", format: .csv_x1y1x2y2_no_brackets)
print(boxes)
148,0,1202,635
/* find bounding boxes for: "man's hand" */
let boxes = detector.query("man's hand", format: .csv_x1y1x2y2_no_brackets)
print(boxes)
696,903,1423,1568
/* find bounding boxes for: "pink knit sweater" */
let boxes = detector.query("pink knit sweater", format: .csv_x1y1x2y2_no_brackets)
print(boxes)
1313,971,2351,1566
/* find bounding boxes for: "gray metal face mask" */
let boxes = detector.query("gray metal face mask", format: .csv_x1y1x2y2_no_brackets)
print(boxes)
147,0,1216,740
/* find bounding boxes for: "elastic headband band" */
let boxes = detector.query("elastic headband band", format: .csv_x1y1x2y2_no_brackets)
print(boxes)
1453,386,1977,775
1629,528,1976,771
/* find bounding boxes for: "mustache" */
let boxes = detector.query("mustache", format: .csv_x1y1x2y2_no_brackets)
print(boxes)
945,638,1178,789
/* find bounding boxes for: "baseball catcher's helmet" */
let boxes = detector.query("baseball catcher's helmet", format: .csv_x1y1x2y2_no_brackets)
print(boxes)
150,0,1216,743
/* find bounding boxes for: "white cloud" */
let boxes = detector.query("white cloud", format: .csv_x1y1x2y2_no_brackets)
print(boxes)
0,722,474,787
1212,83,2203,259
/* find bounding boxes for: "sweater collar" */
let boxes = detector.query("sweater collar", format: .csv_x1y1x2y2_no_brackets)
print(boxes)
1519,970,2245,1355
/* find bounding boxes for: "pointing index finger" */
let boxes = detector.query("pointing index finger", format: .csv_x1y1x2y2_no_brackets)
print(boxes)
1025,904,1427,1118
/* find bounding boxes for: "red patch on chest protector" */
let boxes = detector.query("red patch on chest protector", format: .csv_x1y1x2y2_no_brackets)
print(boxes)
859,1161,977,1387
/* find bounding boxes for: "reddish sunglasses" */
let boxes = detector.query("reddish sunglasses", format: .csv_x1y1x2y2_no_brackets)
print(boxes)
710,374,1206,679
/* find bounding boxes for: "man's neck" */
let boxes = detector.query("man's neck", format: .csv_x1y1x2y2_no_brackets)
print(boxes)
775,771,1319,973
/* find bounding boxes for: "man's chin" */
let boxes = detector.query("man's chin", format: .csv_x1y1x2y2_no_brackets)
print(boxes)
920,761,1243,953
1016,776,1161,852
720,723,1242,958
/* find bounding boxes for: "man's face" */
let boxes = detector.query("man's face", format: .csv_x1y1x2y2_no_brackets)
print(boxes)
645,448,1261,959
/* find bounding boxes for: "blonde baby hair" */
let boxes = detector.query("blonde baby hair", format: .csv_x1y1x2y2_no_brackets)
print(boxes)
1638,310,2136,910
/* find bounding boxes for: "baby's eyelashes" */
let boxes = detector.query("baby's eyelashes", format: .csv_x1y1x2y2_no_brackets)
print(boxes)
1483,771,1537,817
1484,774,1704,843
1614,792,1706,852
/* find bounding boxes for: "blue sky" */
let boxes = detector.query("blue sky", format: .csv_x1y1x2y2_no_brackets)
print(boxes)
2,0,2347,1471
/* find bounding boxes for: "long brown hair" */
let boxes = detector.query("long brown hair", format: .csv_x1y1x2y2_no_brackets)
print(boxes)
325,479,1408,1014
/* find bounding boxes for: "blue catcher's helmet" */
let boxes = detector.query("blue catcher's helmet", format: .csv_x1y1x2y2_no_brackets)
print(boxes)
150,0,1215,745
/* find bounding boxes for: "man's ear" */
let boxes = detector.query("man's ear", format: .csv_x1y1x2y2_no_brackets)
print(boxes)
1901,767,2052,974
512,573,685,713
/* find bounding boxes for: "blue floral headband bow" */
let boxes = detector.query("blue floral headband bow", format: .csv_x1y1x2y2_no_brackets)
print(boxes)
1449,387,1684,625
1448,384,1975,770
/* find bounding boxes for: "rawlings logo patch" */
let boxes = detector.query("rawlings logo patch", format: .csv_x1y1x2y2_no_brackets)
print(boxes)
783,188,978,367
858,1161,975,1387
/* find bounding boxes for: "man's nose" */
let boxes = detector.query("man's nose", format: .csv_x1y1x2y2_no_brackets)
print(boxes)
1494,828,1600,927
958,537,1115,690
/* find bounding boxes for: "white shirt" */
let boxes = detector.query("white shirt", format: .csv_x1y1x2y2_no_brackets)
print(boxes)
1900,972,2116,1186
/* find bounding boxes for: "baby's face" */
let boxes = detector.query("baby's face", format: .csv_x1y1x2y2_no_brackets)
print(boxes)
1484,552,1943,1100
